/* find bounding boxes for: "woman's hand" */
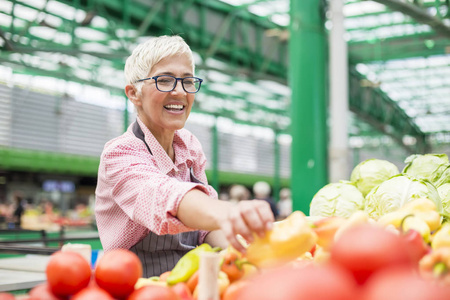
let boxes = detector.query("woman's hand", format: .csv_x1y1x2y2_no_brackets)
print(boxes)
177,189,274,252
220,200,274,253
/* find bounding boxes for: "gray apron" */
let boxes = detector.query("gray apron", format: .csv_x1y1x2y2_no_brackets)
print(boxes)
129,121,204,277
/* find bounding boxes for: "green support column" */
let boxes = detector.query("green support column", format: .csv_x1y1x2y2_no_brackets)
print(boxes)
273,130,280,203
211,116,219,191
289,0,328,214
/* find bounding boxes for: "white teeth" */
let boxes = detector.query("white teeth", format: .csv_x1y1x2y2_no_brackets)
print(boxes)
164,104,184,110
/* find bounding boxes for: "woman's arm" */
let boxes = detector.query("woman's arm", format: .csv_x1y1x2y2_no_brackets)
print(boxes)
176,189,274,252
203,230,228,250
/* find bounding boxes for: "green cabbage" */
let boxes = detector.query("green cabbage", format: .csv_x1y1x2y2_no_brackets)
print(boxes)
364,174,442,220
403,153,449,186
309,181,365,218
437,183,450,217
435,165,450,187
350,159,400,197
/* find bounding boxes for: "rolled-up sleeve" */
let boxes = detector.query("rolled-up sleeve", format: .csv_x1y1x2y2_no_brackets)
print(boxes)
105,144,210,236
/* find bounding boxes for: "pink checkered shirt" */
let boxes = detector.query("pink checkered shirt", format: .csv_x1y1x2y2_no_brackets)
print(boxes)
95,117,218,252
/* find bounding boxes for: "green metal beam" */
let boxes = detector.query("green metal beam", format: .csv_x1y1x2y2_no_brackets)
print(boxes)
135,0,167,39
273,130,280,202
0,146,290,187
0,147,100,176
348,34,449,63
1,0,445,150
289,0,328,214
372,0,450,37
349,67,429,153
211,116,219,191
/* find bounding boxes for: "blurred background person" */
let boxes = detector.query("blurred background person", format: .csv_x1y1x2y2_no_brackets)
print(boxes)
253,181,279,219
228,184,251,204
277,187,293,220
12,191,25,228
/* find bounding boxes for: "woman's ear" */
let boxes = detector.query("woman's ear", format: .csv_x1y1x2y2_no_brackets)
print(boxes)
125,84,141,106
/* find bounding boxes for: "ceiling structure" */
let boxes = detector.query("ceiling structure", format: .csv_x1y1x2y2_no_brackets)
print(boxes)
0,0,449,152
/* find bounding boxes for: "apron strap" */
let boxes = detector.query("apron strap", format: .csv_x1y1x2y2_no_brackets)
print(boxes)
132,120,204,185
132,120,152,155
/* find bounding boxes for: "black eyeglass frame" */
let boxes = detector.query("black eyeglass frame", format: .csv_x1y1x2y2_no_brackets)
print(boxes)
135,75,203,94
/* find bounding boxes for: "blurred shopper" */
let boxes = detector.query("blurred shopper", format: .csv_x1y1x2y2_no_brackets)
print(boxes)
95,35,274,277
253,181,279,219
218,191,230,201
229,184,250,204
0,203,7,225
12,192,25,228
277,188,293,220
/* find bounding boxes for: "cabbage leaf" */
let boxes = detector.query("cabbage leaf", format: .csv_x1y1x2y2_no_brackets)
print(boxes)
310,181,365,218
364,174,442,220
350,159,400,197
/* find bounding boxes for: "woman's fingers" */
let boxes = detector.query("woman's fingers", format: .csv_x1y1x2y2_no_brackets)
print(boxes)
222,200,275,252
229,206,254,243
221,220,247,253
238,200,273,238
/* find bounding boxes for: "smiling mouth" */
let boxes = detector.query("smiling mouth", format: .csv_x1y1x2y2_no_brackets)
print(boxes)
164,104,184,111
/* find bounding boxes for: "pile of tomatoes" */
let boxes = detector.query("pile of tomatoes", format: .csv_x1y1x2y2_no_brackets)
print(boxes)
0,249,153,300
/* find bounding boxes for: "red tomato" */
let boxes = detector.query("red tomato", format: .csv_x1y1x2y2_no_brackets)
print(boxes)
28,283,64,300
171,282,194,300
363,267,449,300
330,224,412,285
127,285,179,300
0,293,15,300
71,287,114,300
94,249,142,299
46,251,91,296
236,264,357,300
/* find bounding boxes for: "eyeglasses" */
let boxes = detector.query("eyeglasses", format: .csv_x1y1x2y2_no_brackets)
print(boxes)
136,75,203,94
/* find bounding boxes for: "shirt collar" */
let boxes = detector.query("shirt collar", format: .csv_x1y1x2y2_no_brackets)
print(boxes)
135,117,191,174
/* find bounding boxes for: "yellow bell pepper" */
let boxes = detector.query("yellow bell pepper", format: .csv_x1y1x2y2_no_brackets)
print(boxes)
166,243,219,286
245,211,317,268
401,215,431,243
432,223,450,250
134,277,168,289
377,198,441,232
402,198,441,231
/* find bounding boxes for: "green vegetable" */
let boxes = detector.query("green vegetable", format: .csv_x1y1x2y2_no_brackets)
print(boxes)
350,159,400,197
364,174,443,220
435,166,450,187
166,243,217,286
403,153,449,186
437,183,450,219
309,181,365,218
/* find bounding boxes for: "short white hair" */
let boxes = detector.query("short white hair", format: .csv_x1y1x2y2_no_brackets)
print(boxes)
253,181,271,197
229,185,249,201
124,35,195,94
280,187,291,199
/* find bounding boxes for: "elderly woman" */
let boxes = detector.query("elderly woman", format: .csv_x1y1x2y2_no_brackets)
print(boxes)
95,35,274,277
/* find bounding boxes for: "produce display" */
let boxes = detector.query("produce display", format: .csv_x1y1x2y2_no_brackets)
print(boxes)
1,153,450,299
